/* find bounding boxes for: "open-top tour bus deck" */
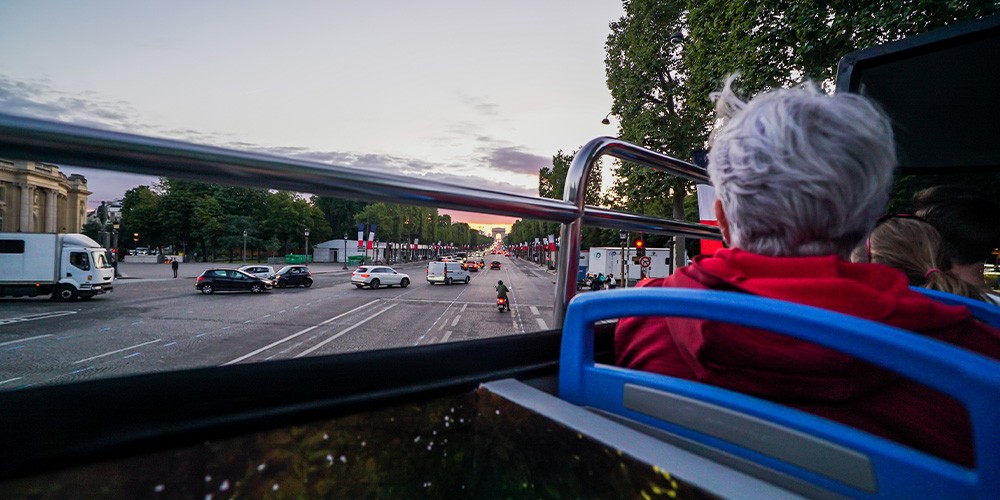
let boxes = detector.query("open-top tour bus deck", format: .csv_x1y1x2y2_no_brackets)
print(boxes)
2,15,999,499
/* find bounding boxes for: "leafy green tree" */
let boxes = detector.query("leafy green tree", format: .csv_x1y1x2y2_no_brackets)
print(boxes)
313,196,371,238
605,0,704,267
119,185,161,252
191,196,225,261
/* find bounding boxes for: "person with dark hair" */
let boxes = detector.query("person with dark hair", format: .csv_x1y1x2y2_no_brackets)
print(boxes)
913,185,1000,304
614,77,1000,467
851,215,987,302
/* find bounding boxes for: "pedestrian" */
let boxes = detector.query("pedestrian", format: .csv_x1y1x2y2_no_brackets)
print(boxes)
607,274,617,289
171,257,179,278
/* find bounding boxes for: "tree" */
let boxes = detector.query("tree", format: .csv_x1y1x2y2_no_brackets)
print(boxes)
605,0,704,267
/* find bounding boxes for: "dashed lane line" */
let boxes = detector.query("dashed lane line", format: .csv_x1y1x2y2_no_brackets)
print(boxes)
529,306,540,316
295,303,398,358
441,331,453,343
0,311,77,326
451,315,461,327
0,334,52,348
73,339,162,364
536,318,548,330
223,299,380,365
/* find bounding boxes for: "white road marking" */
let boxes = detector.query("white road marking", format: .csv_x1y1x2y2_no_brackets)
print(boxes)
529,306,539,316
295,303,398,358
451,315,461,327
0,377,23,386
123,352,141,359
460,304,467,312
0,334,52,347
0,311,77,326
536,318,548,330
73,339,162,364
223,300,380,365
441,331,452,343
163,342,177,347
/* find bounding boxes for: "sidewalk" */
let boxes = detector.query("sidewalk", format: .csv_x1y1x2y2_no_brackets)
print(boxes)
115,261,356,280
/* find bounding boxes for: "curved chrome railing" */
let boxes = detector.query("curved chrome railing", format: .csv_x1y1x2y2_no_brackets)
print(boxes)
0,113,720,327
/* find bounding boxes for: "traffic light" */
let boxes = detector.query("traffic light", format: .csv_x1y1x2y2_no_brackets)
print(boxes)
635,239,645,257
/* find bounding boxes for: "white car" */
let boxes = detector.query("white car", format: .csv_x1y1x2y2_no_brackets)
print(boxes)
238,265,275,280
351,266,410,289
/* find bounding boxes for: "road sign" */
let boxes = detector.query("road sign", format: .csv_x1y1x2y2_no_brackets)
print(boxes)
639,256,651,268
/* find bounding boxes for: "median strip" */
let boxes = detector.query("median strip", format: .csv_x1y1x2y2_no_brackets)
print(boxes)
295,303,398,358
224,300,380,365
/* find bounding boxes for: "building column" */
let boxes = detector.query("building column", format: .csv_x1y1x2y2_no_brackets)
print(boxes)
46,189,58,233
19,184,33,232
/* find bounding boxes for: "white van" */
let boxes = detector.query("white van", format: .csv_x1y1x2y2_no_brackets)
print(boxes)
426,261,470,285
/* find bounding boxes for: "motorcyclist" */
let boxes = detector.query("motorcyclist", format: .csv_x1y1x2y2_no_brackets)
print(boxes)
495,280,511,311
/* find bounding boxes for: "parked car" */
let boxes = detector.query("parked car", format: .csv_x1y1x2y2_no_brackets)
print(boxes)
352,266,410,289
238,265,275,280
195,269,272,294
272,265,313,288
490,261,501,270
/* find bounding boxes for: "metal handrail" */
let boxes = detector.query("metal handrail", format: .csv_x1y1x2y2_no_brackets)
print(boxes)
554,137,718,326
0,113,720,327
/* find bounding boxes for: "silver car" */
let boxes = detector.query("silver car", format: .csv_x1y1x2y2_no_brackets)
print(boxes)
238,265,276,280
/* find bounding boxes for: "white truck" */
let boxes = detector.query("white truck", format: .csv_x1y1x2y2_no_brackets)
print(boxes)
0,233,115,301
586,246,672,286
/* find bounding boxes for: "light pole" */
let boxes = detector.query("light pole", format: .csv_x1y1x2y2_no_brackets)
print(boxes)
242,230,248,263
304,228,310,266
619,230,627,288
342,233,348,270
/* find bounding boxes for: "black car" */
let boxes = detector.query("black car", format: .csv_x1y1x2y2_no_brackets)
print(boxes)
490,261,501,270
195,269,272,294
272,265,313,288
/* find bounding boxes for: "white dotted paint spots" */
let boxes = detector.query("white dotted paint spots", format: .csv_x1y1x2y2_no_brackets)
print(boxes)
220,480,230,491
496,409,500,415
339,455,347,463
323,433,329,440
326,454,334,465
414,436,421,443
272,483,280,491
361,440,366,447
257,463,266,472
154,484,165,493
205,495,213,500
204,475,212,483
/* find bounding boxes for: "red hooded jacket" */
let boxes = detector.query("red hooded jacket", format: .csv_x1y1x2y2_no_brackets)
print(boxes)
614,248,1000,467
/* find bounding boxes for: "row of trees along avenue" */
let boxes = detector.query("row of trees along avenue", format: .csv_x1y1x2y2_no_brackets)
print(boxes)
91,179,490,262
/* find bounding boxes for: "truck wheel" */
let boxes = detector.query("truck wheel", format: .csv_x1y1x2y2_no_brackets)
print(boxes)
55,285,78,302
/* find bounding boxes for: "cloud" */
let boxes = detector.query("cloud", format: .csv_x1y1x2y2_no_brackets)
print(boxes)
1,75,540,211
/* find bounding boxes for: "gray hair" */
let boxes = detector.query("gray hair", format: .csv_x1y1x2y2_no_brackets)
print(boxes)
707,76,896,258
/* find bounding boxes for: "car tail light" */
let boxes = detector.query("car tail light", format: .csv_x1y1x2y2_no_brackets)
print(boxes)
196,276,203,282
361,273,370,278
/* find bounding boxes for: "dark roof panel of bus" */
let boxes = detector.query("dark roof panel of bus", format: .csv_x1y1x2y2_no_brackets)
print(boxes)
836,14,1000,174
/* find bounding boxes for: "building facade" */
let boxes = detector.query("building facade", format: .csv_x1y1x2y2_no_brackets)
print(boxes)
0,159,90,233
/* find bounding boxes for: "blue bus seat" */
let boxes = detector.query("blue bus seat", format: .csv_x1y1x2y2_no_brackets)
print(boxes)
912,286,1000,329
559,288,1000,499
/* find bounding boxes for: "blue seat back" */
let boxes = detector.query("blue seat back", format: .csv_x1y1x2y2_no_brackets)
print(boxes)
913,286,1000,328
559,288,1000,499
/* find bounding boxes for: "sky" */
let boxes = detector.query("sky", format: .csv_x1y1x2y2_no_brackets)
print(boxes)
0,2,624,235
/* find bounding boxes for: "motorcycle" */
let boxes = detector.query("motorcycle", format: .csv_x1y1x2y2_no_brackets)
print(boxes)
497,297,508,312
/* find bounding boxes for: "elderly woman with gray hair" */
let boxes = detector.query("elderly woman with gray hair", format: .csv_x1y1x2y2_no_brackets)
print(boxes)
614,77,1000,467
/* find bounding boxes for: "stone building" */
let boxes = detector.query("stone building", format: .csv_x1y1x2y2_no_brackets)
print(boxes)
0,159,90,233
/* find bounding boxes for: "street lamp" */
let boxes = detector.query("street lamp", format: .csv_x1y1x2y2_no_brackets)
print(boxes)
304,228,310,266
342,233,348,270
242,230,248,263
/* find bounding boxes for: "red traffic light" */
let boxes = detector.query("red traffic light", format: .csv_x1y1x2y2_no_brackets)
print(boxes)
635,239,644,248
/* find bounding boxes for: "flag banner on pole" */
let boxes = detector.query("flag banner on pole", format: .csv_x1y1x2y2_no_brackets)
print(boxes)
367,224,377,249
413,238,419,250
547,234,555,251
357,224,365,248
697,184,724,255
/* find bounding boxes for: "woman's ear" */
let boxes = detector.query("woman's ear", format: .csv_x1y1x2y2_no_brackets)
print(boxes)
714,199,731,246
